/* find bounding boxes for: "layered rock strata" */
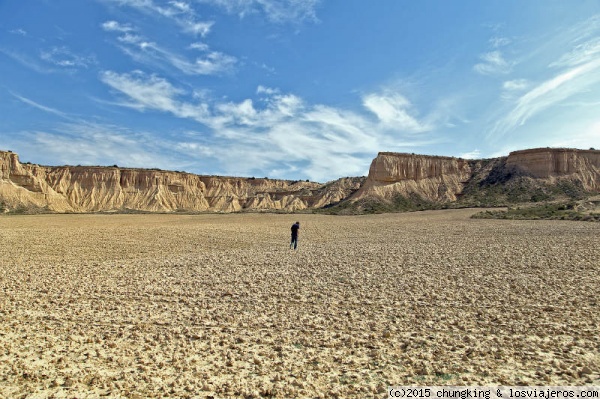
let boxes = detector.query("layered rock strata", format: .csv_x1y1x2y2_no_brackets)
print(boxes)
0,151,362,213
506,148,600,191
353,152,472,202
2,147,599,213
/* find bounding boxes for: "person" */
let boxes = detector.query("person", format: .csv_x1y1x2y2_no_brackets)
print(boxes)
290,221,300,250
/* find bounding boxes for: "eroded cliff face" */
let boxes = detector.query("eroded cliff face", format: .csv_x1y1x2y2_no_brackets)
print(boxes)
0,151,362,213
348,148,600,209
353,152,472,202
2,147,599,214
506,148,600,190
0,152,75,212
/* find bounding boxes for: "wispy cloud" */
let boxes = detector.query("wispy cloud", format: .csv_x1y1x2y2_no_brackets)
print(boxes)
490,36,511,48
103,21,236,75
101,20,134,32
550,37,600,68
198,0,321,24
488,15,600,140
182,21,214,37
39,46,96,69
98,70,436,180
100,70,199,115
189,42,209,51
474,51,513,75
459,149,481,159
501,79,530,100
362,93,430,132
502,79,530,91
7,121,181,169
10,92,74,120
2,94,205,171
566,14,600,45
9,28,27,36
490,57,600,139
256,85,280,95
0,48,53,74
101,0,214,37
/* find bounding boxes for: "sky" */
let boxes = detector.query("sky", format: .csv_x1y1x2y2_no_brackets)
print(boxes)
1,1,600,182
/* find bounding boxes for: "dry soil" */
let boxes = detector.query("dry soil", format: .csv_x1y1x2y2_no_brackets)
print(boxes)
0,209,598,398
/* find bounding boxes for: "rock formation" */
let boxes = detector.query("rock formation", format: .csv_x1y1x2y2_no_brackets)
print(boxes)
1,147,599,214
506,148,600,191
0,151,363,213
353,152,472,202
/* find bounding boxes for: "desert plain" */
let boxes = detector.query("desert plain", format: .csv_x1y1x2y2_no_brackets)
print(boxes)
0,209,598,398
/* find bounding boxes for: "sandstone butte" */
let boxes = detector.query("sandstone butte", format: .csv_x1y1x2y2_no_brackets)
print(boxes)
1,147,599,214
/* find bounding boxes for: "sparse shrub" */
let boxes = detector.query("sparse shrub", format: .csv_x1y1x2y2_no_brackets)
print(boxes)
471,201,599,222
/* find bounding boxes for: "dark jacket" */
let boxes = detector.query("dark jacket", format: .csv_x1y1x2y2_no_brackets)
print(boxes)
291,223,300,237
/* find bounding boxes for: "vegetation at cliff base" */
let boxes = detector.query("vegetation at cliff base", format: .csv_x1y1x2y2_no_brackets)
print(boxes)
471,202,600,222
319,192,440,215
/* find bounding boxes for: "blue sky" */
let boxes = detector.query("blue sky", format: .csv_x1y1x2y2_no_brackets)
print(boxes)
1,1,600,182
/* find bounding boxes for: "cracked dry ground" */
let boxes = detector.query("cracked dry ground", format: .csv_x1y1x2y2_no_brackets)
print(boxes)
0,209,598,398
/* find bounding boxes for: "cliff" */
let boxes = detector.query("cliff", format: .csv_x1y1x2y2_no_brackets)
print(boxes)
328,147,600,214
0,151,363,213
2,147,599,214
353,152,472,202
506,148,600,191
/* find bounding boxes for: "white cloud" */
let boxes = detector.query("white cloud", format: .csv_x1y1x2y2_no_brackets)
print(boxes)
474,51,513,75
566,14,600,45
362,93,429,132
101,70,186,113
502,79,530,91
501,79,531,100
8,122,181,170
490,57,600,139
98,71,437,180
9,28,27,36
10,92,73,120
183,21,214,37
169,1,192,13
550,37,600,68
102,20,134,32
184,51,237,75
459,149,481,159
102,0,214,37
490,36,511,48
215,99,259,125
39,46,96,69
117,33,145,44
270,93,303,117
197,0,320,23
106,26,236,75
480,12,600,143
256,85,280,95
189,42,210,51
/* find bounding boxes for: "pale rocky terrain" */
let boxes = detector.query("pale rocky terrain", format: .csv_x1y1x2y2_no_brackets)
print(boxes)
0,210,599,398
0,151,363,213
2,147,599,214
354,152,471,202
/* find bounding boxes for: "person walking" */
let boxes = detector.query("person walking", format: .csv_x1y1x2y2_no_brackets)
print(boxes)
290,221,300,250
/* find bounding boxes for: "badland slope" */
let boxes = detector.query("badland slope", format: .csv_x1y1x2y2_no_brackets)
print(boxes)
1,147,599,214
327,148,600,214
0,151,363,213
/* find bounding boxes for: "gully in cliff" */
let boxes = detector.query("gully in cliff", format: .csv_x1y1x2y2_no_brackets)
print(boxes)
290,221,300,250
